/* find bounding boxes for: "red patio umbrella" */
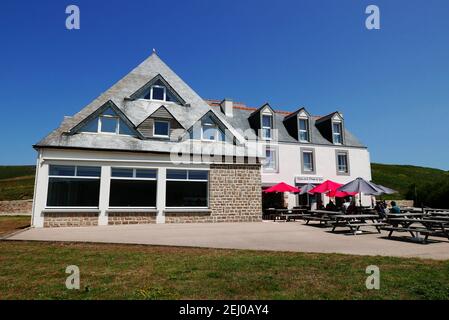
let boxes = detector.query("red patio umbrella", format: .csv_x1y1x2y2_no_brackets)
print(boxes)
327,189,358,198
309,180,342,194
264,182,300,193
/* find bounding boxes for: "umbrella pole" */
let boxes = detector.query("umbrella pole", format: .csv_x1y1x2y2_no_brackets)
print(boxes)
359,192,362,208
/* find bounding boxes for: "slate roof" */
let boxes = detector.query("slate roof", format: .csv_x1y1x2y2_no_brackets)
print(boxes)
35,52,366,155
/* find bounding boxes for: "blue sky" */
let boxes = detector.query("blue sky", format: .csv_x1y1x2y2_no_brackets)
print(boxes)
0,0,448,170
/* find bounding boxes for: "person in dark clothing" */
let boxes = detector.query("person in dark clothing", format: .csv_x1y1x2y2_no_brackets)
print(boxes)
326,200,337,211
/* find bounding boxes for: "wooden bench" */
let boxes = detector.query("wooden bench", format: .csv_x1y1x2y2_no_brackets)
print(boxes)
303,216,333,225
381,226,441,243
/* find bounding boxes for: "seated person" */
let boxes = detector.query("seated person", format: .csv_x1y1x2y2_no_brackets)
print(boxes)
390,201,401,214
374,201,387,218
325,200,337,211
346,201,357,215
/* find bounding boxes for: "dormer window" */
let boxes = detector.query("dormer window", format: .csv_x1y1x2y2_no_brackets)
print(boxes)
79,107,134,136
262,114,273,140
201,116,225,141
298,118,310,142
332,121,343,144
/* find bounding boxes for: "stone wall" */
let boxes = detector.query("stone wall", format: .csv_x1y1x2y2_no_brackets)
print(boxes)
0,200,32,215
43,212,98,228
387,200,414,208
164,163,262,224
108,212,157,225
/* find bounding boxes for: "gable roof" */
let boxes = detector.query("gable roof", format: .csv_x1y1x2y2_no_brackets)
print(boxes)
35,52,247,152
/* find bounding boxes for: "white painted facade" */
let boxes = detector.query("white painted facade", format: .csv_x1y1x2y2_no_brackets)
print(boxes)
261,142,372,208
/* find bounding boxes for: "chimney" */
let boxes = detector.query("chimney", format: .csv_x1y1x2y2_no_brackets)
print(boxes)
220,98,233,117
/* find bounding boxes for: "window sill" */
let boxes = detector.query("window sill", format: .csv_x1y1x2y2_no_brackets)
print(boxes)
43,208,100,214
106,208,157,213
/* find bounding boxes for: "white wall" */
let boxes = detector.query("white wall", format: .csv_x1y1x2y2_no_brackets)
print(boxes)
262,143,372,208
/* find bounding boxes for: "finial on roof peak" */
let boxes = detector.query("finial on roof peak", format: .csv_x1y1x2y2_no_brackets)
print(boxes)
152,48,157,54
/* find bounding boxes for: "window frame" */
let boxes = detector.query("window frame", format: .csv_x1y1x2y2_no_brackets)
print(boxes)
298,117,310,143
150,85,167,101
46,165,101,209
109,167,158,208
335,150,350,175
165,169,209,208
261,114,273,141
201,122,225,142
332,121,343,145
153,120,170,138
300,148,316,174
263,146,278,173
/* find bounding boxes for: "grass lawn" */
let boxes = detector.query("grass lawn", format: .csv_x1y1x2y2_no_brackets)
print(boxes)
1,241,449,300
0,216,30,237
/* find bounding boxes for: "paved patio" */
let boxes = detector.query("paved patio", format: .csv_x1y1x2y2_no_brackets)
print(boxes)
6,221,449,260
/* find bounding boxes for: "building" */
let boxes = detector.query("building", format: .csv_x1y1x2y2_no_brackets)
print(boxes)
31,53,371,228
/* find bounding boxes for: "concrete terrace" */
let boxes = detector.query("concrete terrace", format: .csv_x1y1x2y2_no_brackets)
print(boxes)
7,221,449,260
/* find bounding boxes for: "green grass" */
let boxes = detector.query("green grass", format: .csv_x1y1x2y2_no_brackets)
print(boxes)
0,241,449,300
0,165,35,201
0,216,30,237
371,163,449,200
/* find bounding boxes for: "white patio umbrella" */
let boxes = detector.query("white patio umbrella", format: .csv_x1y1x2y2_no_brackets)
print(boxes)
338,177,384,206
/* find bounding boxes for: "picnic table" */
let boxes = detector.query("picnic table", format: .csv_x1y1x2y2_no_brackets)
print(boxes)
386,212,424,219
302,210,342,226
428,211,449,216
263,208,307,221
383,217,449,243
331,214,385,234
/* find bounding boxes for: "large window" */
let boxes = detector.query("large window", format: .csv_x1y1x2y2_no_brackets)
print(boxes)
262,114,273,140
333,122,343,144
336,151,349,174
166,169,208,207
263,147,277,172
109,168,157,207
298,118,310,142
301,149,315,174
47,165,101,207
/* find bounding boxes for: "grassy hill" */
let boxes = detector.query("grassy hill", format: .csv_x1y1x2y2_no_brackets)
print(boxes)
371,163,449,200
0,166,35,201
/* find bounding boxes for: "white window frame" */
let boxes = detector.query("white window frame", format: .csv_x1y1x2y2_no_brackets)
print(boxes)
332,121,343,145
109,167,158,209
302,151,314,173
263,146,278,173
298,117,310,143
98,115,120,134
153,120,170,138
46,165,101,209
201,123,224,142
336,151,350,175
261,114,273,141
150,85,166,101
166,169,209,209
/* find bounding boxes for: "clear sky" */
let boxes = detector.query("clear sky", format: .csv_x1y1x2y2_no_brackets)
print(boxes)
0,0,448,170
